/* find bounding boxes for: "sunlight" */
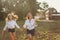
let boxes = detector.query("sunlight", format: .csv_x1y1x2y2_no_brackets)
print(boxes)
36,0,60,12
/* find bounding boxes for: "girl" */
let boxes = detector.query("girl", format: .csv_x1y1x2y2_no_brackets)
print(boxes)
23,12,37,40
2,14,21,40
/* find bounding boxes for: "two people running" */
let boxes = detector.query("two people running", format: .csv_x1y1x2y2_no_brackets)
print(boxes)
2,12,37,40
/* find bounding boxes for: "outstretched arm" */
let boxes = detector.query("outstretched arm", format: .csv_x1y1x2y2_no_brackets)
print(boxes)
1,31,4,40
2,22,8,37
15,21,24,32
22,20,27,32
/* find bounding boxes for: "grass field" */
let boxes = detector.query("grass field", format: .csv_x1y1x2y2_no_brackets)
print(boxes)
0,20,60,40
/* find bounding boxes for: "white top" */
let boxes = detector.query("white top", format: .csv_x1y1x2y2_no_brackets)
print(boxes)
3,20,20,31
23,19,36,30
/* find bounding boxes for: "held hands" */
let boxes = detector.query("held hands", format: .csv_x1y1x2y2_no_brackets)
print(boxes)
19,24,26,33
20,25,26,32
23,25,27,29
20,28,24,32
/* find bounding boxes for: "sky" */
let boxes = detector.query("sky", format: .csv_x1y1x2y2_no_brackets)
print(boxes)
36,0,60,12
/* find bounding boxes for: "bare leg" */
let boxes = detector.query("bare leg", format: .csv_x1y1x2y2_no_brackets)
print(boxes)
9,32,15,40
27,34,33,40
12,32,16,40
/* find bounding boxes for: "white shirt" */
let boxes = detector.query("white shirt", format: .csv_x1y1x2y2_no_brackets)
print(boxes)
3,20,20,31
23,19,36,30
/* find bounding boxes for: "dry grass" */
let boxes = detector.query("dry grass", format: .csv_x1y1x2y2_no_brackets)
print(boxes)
0,20,60,40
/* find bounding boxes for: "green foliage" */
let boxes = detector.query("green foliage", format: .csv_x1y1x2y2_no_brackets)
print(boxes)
0,0,38,20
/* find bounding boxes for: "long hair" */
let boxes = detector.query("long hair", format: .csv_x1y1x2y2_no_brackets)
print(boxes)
5,14,14,22
11,12,18,21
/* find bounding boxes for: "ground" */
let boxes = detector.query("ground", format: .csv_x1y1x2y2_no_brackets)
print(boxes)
0,20,60,40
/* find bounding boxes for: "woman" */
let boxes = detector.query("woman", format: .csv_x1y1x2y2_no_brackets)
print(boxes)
23,12,37,40
2,14,21,40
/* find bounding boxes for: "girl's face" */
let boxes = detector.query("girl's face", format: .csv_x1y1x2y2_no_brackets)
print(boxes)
28,16,32,20
8,15,13,20
28,13,32,20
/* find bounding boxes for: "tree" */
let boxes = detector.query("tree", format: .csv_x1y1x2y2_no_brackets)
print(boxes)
39,1,49,10
0,0,37,20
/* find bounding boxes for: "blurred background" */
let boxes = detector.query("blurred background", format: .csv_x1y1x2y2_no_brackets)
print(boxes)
0,0,60,20
0,0,60,40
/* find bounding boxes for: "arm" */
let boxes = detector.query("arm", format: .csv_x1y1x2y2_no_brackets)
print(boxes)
2,31,5,38
2,22,7,37
15,22,23,32
3,25,8,31
34,21,38,27
31,19,38,27
15,22,20,29
22,20,27,32
23,20,27,29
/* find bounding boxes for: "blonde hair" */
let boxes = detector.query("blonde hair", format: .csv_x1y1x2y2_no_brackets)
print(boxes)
5,14,13,21
5,13,18,21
